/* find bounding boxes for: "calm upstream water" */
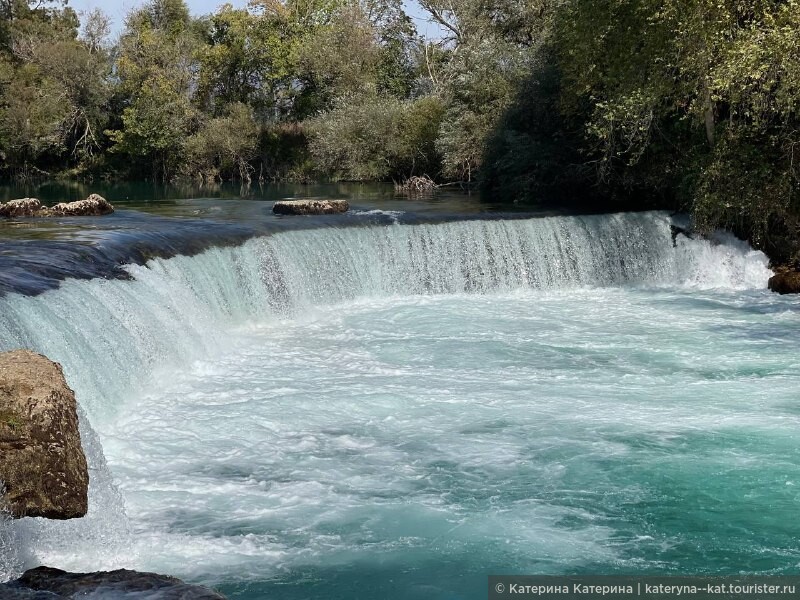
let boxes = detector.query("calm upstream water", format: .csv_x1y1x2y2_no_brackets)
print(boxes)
0,184,799,599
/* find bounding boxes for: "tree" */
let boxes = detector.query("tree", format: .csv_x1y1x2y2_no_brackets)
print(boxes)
107,0,200,180
307,94,443,180
184,102,260,182
108,73,197,180
81,8,111,54
365,0,417,98
299,3,382,101
435,40,529,181
416,0,552,182
0,0,109,177
555,0,800,254
196,4,299,119
0,64,69,177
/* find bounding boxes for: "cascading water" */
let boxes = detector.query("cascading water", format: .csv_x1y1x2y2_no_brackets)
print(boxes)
0,212,768,416
1,210,795,599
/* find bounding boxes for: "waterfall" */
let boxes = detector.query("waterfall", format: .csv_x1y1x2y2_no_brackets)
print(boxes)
0,211,771,582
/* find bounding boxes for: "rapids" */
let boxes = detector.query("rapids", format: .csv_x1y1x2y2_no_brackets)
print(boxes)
2,210,798,599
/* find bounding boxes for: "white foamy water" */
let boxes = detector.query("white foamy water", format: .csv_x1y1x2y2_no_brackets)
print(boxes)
2,211,797,599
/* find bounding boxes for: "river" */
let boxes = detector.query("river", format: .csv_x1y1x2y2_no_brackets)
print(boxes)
0,184,798,599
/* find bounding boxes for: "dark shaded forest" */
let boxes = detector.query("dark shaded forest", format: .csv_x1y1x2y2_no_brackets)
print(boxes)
1,0,798,262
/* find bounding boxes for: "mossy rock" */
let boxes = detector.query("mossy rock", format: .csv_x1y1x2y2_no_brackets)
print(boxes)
0,350,88,519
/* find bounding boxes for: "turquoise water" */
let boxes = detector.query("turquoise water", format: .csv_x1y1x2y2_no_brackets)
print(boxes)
111,289,800,598
1,211,799,598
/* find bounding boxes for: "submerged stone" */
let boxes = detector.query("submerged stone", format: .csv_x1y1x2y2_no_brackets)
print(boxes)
273,199,349,215
768,269,800,294
3,566,227,599
0,350,88,519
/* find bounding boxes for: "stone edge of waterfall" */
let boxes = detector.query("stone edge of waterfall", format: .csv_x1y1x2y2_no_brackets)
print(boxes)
0,216,259,299
0,208,678,299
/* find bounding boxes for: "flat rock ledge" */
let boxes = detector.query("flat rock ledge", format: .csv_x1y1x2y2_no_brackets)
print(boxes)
273,199,349,215
2,566,227,599
768,269,800,294
0,194,114,218
0,350,88,519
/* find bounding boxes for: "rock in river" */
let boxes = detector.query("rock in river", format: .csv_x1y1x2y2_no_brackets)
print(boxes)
0,198,44,218
49,193,114,216
273,199,349,215
768,269,800,294
2,566,227,599
0,194,114,218
0,350,88,519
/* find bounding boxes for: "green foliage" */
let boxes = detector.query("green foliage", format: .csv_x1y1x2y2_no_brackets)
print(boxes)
0,409,22,431
0,64,69,168
436,41,528,181
307,94,444,180
368,0,417,98
107,0,201,180
298,4,381,100
127,0,190,37
693,129,798,261
296,0,418,113
0,0,426,182
107,74,197,180
550,0,800,255
481,55,594,203
196,5,298,117
1,0,797,269
34,39,112,162
259,121,313,181
0,0,108,178
417,0,555,182
183,103,260,182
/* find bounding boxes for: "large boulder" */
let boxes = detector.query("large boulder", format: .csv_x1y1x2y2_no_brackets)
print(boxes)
768,270,800,294
49,193,114,216
2,566,227,599
0,350,88,519
0,198,44,218
273,199,349,215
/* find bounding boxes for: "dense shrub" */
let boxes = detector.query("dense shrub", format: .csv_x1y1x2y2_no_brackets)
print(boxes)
183,103,259,182
307,95,444,181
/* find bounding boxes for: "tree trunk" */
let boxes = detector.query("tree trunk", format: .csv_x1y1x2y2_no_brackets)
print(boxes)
704,82,715,148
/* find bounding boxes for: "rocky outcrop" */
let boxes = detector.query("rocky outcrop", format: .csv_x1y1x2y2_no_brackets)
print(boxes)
0,350,88,519
273,199,349,215
0,198,43,218
768,269,800,294
2,566,227,599
49,193,114,216
0,194,114,218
